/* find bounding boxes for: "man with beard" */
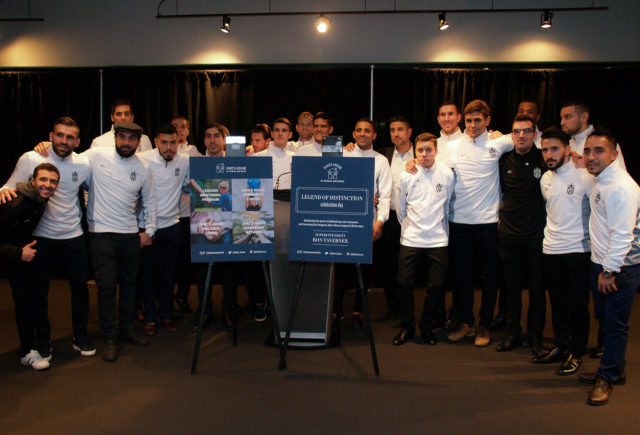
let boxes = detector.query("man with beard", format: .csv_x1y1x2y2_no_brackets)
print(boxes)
85,121,156,361
1,117,93,360
537,126,594,374
1,163,60,370
138,124,190,336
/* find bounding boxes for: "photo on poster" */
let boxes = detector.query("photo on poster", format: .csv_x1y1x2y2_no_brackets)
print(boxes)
190,178,232,211
231,178,273,214
189,211,233,245
232,211,275,244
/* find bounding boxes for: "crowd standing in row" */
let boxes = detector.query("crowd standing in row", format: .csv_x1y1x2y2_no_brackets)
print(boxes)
0,98,638,407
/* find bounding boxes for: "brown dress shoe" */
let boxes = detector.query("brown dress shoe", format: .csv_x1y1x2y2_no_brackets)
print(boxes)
161,318,178,332
143,322,157,336
579,372,626,385
588,378,612,406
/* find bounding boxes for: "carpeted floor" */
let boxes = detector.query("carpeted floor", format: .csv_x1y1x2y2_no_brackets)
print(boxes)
0,279,638,434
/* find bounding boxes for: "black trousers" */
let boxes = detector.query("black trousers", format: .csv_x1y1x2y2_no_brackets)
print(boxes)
397,245,448,332
498,236,546,337
174,217,192,301
545,252,590,356
140,223,181,322
375,210,401,312
449,222,499,328
31,235,91,339
9,261,48,356
90,232,140,338
333,263,372,318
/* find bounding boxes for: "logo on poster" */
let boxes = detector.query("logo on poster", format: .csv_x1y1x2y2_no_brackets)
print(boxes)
216,163,225,174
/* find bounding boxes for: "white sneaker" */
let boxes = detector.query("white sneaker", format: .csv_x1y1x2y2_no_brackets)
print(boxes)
20,350,50,371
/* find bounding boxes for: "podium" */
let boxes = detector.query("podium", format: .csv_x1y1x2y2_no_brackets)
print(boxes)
270,190,333,347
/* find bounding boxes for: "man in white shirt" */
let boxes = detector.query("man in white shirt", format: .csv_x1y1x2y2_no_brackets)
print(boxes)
441,100,513,345
295,112,333,157
288,111,314,153
581,128,640,406
90,99,153,153
333,119,392,326
393,132,454,346
255,118,294,190
560,100,625,169
171,115,202,314
246,123,271,156
376,116,414,320
138,124,190,336
85,121,156,362
1,117,94,359
537,126,594,375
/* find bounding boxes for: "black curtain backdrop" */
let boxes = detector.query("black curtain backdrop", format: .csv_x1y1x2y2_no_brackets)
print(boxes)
1,65,638,183
0,70,100,183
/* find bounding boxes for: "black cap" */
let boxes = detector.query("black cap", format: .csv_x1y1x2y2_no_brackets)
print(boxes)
114,121,143,136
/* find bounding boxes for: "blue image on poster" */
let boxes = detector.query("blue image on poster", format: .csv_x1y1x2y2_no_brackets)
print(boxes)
289,156,374,264
189,156,275,263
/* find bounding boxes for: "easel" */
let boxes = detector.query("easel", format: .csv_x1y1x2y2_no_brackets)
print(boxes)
278,262,380,376
191,260,282,374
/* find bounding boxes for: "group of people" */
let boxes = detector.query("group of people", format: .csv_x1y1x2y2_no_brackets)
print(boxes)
1,97,638,408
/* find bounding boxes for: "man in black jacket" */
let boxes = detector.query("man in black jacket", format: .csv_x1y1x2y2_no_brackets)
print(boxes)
0,163,59,370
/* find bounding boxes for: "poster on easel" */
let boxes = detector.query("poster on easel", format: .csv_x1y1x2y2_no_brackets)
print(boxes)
189,156,274,263
289,156,374,264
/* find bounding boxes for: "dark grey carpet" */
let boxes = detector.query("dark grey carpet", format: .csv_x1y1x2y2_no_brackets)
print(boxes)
1,280,638,434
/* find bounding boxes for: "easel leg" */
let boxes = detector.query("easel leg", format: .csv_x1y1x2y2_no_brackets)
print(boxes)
262,261,282,347
356,263,380,376
191,262,214,375
279,261,305,370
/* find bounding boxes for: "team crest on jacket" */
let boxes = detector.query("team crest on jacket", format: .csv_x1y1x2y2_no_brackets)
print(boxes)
567,184,575,195
489,147,497,158
533,167,542,179
130,171,137,181
175,168,180,177
72,171,78,183
594,192,601,204
435,183,442,193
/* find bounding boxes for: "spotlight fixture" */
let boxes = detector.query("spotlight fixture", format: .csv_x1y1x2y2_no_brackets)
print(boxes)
540,11,553,29
438,12,449,31
220,15,231,33
316,14,330,33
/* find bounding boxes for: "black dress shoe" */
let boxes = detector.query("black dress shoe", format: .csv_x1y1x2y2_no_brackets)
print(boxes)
532,346,568,364
119,328,149,347
392,329,415,346
496,334,521,352
102,338,119,362
489,313,507,331
590,344,604,359
222,312,234,331
556,354,582,375
421,330,437,345
579,372,626,385
530,336,546,359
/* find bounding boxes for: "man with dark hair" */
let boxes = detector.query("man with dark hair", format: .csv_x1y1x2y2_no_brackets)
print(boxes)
86,121,156,361
393,132,454,346
296,112,333,156
537,126,594,374
91,99,153,153
247,123,272,155
436,102,463,158
560,100,625,169
433,100,512,346
495,114,547,356
1,117,94,360
579,127,640,406
138,124,190,336
376,115,414,319
333,118,391,326
171,115,202,313
1,163,60,370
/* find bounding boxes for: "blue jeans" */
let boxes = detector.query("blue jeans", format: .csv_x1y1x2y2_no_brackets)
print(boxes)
590,262,640,383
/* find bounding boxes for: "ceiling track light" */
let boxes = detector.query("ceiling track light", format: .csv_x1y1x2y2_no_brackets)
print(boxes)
316,14,330,33
220,15,231,33
540,10,553,29
438,12,449,31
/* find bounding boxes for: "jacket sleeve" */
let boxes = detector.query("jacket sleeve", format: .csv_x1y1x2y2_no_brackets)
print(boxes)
602,186,637,272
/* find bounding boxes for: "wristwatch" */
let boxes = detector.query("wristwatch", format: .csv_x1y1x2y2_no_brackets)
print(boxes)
602,269,616,279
